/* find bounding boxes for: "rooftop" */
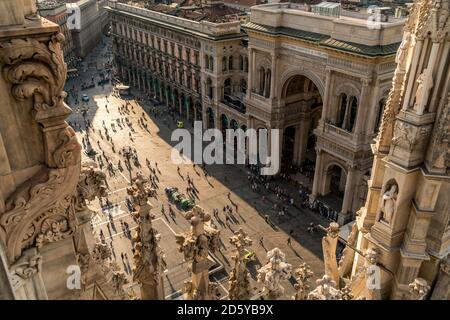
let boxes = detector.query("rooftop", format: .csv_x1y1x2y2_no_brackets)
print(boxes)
119,0,247,23
37,0,65,10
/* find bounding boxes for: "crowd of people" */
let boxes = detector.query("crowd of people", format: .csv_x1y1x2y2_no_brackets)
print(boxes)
246,161,340,226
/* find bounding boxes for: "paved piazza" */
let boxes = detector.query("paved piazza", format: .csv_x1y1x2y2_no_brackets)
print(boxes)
65,37,330,299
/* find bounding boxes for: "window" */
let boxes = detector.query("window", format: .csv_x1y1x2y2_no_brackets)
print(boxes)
241,79,247,94
374,98,385,133
224,78,232,96
222,57,227,72
186,48,191,63
348,97,358,132
228,56,233,70
194,51,199,66
205,55,210,70
207,78,213,99
259,67,265,95
337,93,347,128
209,57,214,71
239,55,244,71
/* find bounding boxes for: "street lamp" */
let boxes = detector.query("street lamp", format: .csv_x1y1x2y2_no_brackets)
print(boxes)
122,146,133,185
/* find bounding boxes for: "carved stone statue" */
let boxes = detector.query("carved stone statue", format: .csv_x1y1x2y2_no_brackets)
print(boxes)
292,263,314,300
228,228,253,300
307,275,343,300
176,205,221,300
257,248,292,299
413,68,434,115
396,32,411,68
129,174,166,300
380,184,398,224
322,222,340,287
409,278,430,300
111,271,129,300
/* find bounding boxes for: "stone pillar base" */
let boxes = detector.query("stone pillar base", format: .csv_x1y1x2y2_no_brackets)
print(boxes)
337,211,353,226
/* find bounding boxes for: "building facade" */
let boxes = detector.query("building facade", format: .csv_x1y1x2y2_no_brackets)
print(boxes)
38,0,76,67
349,0,450,300
67,0,106,57
243,3,404,224
108,0,249,125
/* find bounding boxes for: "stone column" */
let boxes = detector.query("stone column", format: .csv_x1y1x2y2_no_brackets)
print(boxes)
249,48,255,97
186,99,190,121
322,223,340,287
270,53,277,99
310,149,324,201
321,69,332,121
295,117,310,164
338,166,355,225
338,165,356,225
354,79,370,135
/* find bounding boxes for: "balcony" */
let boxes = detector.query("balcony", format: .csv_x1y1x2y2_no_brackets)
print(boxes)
222,93,246,113
323,122,353,140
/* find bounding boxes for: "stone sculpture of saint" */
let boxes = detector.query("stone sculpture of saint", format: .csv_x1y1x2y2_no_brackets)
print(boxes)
414,69,434,115
396,32,411,67
380,184,397,224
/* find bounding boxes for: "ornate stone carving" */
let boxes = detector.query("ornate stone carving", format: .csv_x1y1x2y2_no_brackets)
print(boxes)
176,205,220,300
228,228,253,300
292,263,314,300
426,93,450,171
35,217,73,248
0,34,70,117
409,278,430,300
307,275,343,300
111,271,129,300
10,251,42,283
341,285,354,300
257,248,292,299
74,166,108,212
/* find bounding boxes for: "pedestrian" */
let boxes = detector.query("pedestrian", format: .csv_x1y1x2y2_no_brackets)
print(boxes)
259,236,264,246
287,237,292,246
